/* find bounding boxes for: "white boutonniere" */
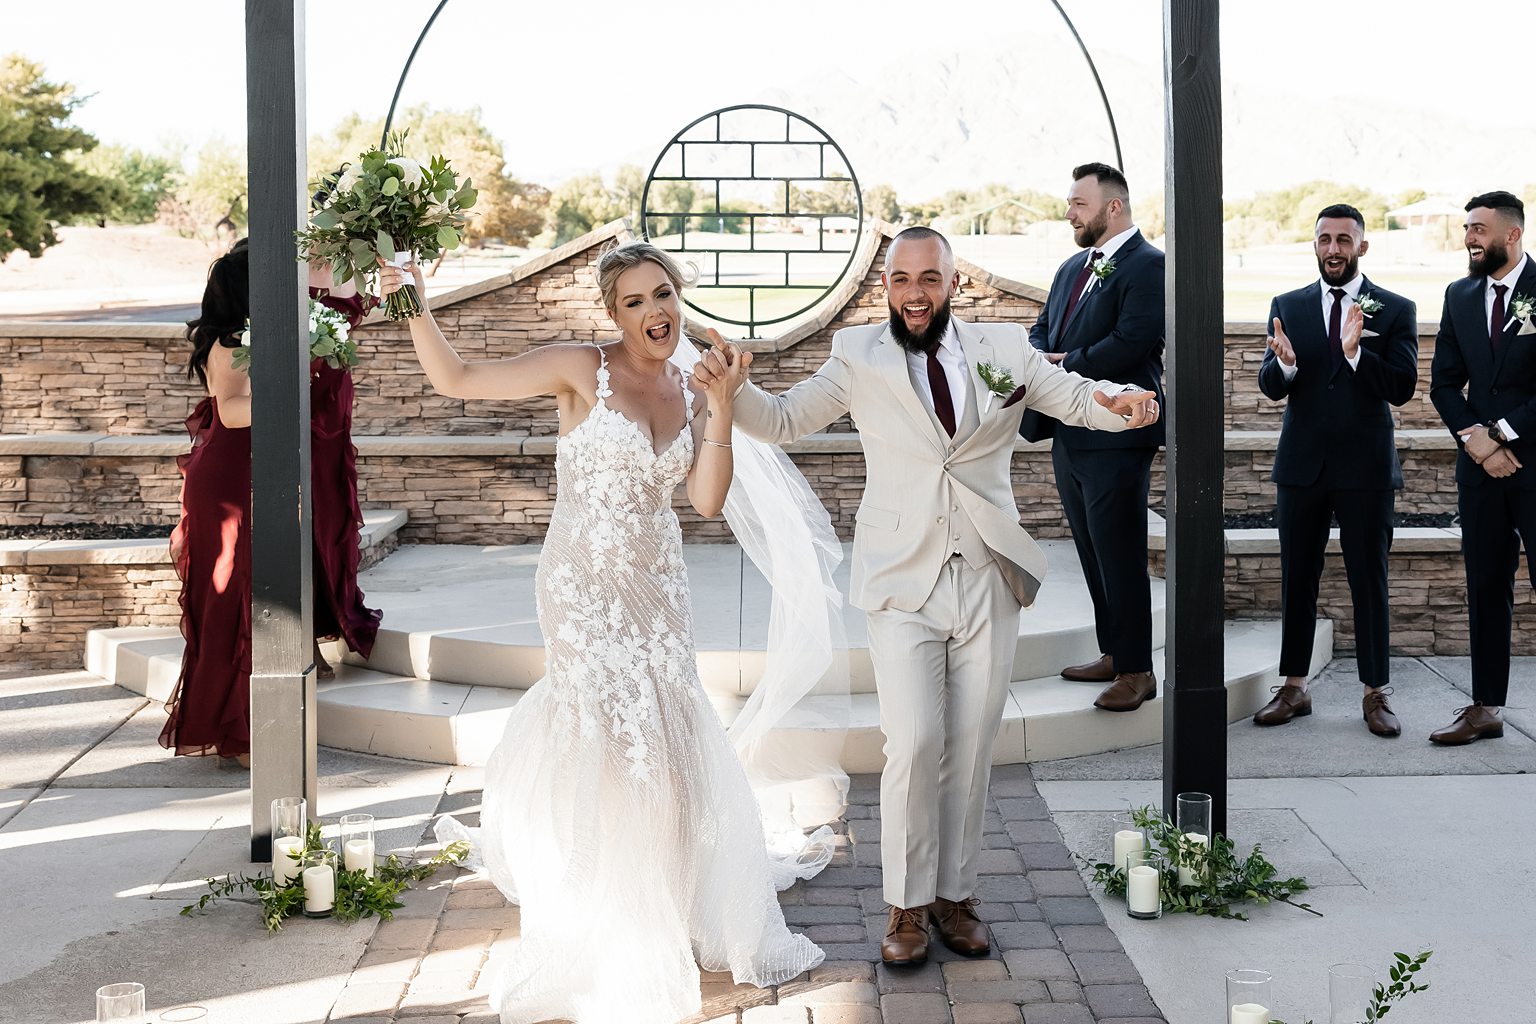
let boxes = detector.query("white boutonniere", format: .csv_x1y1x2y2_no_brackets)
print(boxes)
1090,255,1116,281
1354,292,1383,316
1509,293,1536,336
976,362,1017,411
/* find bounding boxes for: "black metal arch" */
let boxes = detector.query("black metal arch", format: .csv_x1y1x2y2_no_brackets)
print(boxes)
380,1,1125,170
639,104,864,338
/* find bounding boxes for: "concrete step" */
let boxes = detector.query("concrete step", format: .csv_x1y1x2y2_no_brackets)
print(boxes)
341,540,1166,695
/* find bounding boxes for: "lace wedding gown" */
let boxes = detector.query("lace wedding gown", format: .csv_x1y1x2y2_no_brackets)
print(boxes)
477,351,825,1024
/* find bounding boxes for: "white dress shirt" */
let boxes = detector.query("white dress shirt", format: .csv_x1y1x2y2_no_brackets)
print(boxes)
905,320,968,428
1482,252,1529,440
1278,275,1363,380
1069,224,1141,306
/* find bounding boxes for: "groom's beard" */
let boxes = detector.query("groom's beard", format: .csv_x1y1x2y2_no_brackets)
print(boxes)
888,298,954,353
1468,239,1509,278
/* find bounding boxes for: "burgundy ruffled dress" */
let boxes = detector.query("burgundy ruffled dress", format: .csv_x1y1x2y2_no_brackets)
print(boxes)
160,290,382,758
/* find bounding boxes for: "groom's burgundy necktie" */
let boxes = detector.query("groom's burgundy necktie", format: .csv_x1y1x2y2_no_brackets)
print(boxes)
1492,283,1508,355
1062,250,1103,326
1327,287,1346,367
925,345,957,437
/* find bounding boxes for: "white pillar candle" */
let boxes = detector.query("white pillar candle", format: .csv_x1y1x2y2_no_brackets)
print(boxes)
1230,1003,1269,1024
1112,829,1145,871
1178,832,1210,887
303,862,335,914
1126,864,1160,915
344,838,375,877
272,836,304,885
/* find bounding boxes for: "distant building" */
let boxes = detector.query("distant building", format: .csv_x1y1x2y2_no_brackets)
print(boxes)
1386,196,1465,250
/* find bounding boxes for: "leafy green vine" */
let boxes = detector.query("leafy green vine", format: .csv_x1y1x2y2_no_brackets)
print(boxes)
1079,806,1316,920
180,820,469,933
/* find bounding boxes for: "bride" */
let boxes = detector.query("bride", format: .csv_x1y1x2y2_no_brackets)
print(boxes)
379,242,841,1024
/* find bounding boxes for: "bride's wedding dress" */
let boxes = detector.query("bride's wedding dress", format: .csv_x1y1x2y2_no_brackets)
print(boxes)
476,350,825,1024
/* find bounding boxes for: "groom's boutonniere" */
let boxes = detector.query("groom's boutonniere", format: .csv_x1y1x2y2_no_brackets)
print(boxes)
1509,293,1536,336
1354,292,1384,316
1090,254,1116,281
976,362,1017,411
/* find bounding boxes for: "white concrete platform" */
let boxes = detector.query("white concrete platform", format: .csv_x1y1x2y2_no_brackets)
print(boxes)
87,541,1330,770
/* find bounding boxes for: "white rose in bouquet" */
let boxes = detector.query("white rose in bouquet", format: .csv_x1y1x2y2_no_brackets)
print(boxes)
388,156,424,190
334,163,364,194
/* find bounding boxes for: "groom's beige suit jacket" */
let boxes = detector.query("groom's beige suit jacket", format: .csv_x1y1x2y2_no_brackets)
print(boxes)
733,317,1129,613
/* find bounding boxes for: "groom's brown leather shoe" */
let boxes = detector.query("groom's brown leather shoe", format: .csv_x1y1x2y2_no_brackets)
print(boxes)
930,896,990,956
1429,704,1503,745
1253,684,1312,726
881,905,930,965
1094,671,1157,712
1062,653,1115,682
1362,688,1401,738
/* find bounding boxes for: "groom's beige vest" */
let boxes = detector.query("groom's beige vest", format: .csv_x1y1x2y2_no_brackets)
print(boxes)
733,318,1127,613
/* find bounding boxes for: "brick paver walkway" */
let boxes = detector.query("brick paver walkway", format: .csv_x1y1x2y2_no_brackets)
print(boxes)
322,765,1165,1024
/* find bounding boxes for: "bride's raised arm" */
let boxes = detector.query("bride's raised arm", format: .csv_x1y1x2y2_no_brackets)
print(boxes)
378,258,587,402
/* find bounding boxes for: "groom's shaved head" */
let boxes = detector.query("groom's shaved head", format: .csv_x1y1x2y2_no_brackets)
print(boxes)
885,226,954,273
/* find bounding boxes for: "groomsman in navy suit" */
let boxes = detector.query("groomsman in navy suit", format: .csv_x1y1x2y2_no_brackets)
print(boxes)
1023,163,1165,712
1253,204,1418,737
1429,191,1536,744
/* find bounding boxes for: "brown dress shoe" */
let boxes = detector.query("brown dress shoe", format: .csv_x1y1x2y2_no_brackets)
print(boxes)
1062,653,1116,682
1094,671,1157,711
1362,688,1401,738
1429,704,1503,745
930,896,990,956
881,905,930,965
1253,684,1312,726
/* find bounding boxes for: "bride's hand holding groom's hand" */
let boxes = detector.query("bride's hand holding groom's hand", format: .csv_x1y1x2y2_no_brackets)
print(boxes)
693,328,753,408
1093,385,1160,429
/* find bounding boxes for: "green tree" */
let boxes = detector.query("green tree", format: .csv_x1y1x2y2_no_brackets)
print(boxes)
1224,180,1391,241
864,184,901,224
311,106,548,246
156,138,248,248
0,54,121,259
77,144,182,224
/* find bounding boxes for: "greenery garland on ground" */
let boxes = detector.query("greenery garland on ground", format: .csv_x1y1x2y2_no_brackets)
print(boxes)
1079,806,1316,920
1273,950,1433,1023
180,821,469,933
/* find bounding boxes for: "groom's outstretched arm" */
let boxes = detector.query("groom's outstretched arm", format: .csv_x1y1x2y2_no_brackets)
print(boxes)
1011,326,1131,432
734,332,854,445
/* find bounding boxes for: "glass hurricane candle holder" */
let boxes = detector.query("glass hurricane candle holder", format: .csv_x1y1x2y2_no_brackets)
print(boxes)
271,796,307,886
301,849,338,918
1226,969,1273,1024
1124,849,1163,920
1329,962,1376,1024
341,813,376,878
95,982,146,1023
1110,811,1146,872
1175,791,1212,887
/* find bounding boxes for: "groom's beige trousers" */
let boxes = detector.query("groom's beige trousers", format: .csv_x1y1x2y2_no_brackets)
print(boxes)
866,554,1021,909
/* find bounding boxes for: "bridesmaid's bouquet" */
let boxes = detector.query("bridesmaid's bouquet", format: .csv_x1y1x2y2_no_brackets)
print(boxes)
296,130,477,320
230,300,358,372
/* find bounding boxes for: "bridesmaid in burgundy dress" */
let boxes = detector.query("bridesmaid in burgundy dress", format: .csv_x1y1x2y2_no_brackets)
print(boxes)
162,243,382,763
307,261,382,677
163,240,255,763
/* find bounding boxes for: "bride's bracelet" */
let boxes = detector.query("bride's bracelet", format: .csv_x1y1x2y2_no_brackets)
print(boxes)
702,437,732,449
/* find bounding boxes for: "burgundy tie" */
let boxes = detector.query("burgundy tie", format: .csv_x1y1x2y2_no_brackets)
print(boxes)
1062,250,1103,325
1492,283,1508,355
1328,288,1346,366
926,346,956,437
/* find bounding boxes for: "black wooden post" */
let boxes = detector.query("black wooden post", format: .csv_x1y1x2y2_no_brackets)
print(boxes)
1161,0,1228,836
245,0,317,862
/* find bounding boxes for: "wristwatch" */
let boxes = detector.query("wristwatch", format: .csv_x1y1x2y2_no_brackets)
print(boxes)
1487,421,1510,445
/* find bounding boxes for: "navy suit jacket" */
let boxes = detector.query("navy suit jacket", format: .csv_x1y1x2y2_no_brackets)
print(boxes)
1430,259,1536,490
1021,230,1165,448
1257,277,1418,490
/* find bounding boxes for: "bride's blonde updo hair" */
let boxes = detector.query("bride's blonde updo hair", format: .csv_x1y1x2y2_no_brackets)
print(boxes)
595,241,698,312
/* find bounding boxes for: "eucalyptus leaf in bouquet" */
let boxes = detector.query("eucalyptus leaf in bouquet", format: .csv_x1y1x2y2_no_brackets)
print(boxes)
296,129,477,321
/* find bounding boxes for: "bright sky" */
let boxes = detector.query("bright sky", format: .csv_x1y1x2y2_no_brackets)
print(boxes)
8,0,1530,194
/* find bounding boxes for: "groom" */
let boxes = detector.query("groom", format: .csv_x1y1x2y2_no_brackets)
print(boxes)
696,226,1158,965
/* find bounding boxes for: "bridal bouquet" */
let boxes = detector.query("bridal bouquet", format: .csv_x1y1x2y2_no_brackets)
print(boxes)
296,130,477,320
230,300,358,372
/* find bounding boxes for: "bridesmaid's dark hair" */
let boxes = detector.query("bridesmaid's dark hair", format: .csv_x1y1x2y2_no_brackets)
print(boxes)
186,238,250,387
